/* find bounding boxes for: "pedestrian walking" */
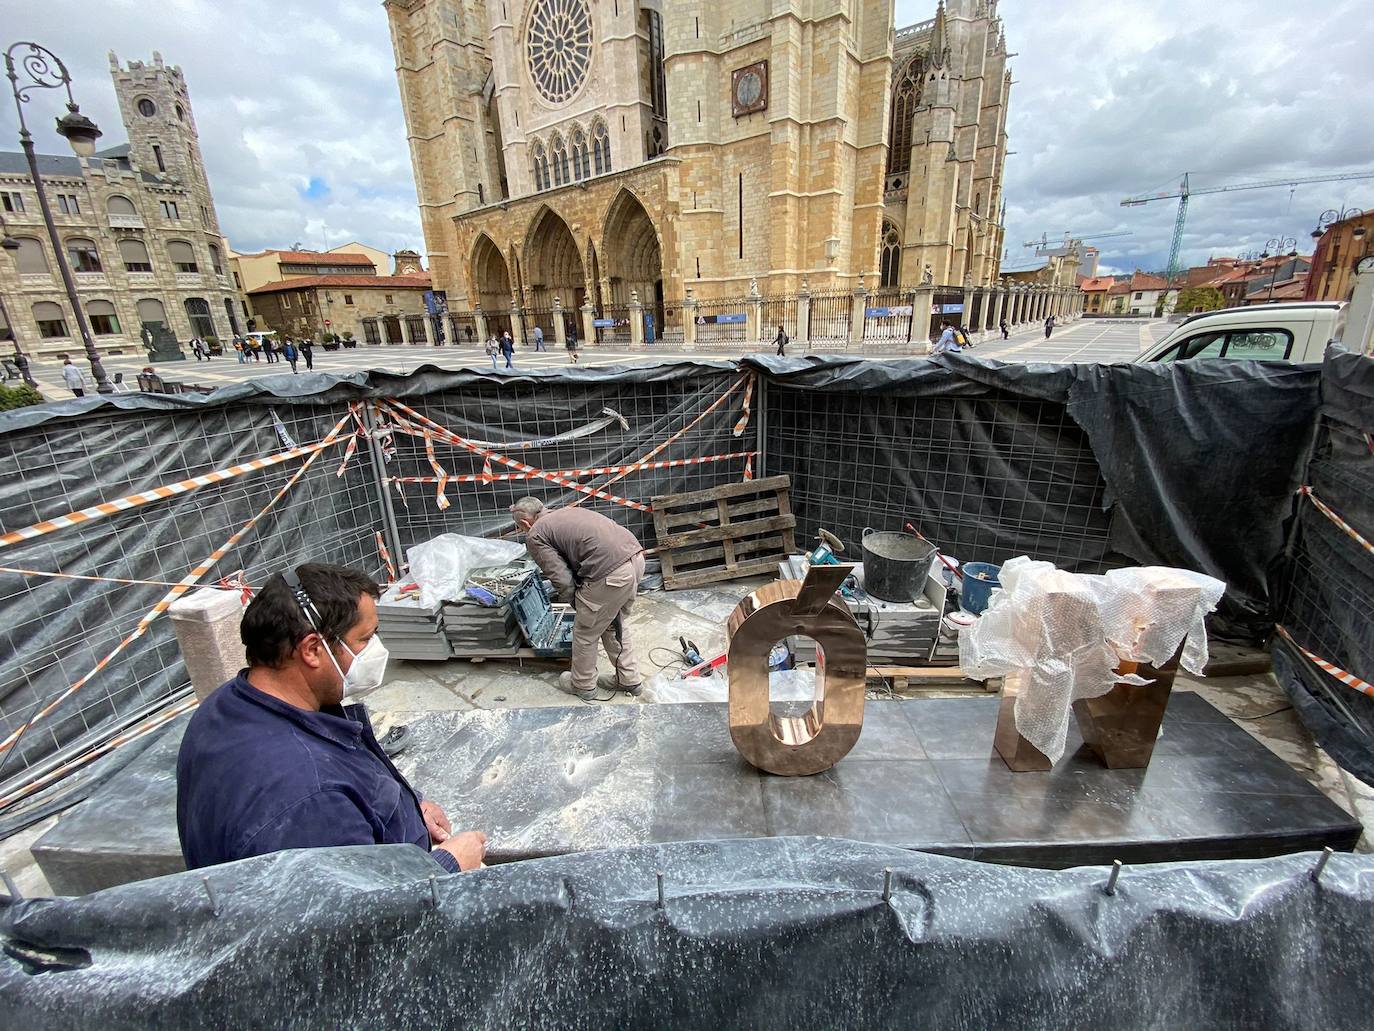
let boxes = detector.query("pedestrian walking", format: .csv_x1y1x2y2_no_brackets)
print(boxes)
533,325,547,352
1044,314,1055,339
191,338,205,362
500,331,515,369
301,339,314,370
62,357,87,397
999,318,1009,340
774,324,788,357
284,339,299,374
566,324,580,364
484,334,500,369
233,337,246,364
957,323,974,350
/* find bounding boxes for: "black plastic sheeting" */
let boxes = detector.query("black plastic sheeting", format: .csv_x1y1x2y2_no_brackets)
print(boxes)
0,355,1334,797
1272,346,1374,785
2,838,1372,1029
743,354,1321,638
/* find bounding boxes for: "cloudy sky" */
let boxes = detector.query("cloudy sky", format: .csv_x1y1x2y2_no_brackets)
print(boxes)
4,0,1372,275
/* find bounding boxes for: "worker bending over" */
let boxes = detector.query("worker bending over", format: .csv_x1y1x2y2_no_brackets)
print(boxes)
176,563,486,874
511,497,645,701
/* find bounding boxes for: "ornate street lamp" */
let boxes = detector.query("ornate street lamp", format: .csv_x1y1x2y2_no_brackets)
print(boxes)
4,41,112,393
1311,206,1364,238
1258,237,1300,302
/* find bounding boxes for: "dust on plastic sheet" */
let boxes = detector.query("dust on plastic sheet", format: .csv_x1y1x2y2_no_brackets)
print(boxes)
404,533,527,607
958,557,1225,761
642,667,817,704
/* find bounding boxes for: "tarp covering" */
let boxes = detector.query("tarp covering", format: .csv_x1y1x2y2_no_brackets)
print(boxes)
1272,346,1374,785
2,838,1372,1029
745,354,1320,637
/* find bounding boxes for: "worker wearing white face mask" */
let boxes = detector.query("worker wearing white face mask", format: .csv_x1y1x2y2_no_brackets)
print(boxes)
175,563,487,874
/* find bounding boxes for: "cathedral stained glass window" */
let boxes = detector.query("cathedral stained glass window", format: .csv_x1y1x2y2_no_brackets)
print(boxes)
527,0,593,105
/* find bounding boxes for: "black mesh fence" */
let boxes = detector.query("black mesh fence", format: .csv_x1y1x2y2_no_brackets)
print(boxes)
766,383,1113,571
0,398,382,799
1272,347,1374,785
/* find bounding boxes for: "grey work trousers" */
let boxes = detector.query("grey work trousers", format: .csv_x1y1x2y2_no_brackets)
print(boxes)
570,555,644,691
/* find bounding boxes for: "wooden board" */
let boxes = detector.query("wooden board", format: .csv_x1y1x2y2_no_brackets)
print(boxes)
653,476,798,589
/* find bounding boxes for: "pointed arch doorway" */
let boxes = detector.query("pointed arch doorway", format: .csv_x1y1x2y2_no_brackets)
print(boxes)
602,189,664,340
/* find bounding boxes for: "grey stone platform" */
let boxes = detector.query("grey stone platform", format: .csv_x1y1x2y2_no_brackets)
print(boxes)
32,693,1362,895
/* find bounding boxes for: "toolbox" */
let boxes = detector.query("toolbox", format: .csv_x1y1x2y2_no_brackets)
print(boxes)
508,573,575,658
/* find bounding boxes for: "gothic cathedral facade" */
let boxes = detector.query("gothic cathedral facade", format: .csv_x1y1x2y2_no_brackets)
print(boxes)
385,0,1011,337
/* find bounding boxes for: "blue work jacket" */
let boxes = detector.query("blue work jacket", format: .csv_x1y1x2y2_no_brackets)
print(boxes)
176,673,458,873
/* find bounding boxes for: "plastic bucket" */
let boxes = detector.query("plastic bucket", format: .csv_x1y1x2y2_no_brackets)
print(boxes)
861,528,936,602
960,562,1002,615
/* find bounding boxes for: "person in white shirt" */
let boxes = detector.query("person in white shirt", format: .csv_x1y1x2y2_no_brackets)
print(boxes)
61,358,87,397
931,321,962,356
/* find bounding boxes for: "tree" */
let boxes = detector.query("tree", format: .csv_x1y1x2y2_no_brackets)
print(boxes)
1173,286,1225,315
0,384,44,411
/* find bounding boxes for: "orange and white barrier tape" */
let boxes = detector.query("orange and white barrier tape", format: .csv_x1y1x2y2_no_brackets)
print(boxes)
376,531,398,583
423,430,452,511
386,450,758,486
0,694,199,811
574,375,749,505
335,433,361,478
732,373,756,437
1275,625,1374,697
380,400,653,513
1300,486,1374,556
743,455,754,481
0,408,357,756
0,437,344,553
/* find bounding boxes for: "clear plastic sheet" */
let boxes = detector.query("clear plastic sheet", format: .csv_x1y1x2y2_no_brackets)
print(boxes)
404,533,527,608
641,668,816,704
959,557,1225,761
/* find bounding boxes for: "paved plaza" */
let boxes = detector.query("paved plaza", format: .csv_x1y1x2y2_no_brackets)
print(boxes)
14,318,1170,400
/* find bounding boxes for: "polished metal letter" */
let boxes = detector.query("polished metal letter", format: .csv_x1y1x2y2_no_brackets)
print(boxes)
726,565,867,775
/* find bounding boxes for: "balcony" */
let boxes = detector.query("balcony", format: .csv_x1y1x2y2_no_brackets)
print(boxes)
74,271,108,288
125,271,157,286
108,213,145,230
175,272,202,288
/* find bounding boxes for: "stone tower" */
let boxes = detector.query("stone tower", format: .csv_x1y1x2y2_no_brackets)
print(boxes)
107,51,220,237
883,0,1010,287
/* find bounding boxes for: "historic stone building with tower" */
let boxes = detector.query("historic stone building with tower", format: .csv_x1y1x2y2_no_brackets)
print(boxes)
385,0,1081,344
0,52,240,359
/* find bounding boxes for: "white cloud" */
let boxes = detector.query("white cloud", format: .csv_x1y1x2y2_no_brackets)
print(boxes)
5,1,1371,274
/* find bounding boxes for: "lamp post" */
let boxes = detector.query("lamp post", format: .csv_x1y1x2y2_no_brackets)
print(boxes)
1312,206,1364,239
4,41,112,393
1259,237,1299,302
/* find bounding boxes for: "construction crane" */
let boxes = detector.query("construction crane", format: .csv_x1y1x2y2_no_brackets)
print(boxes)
1022,230,1133,254
1121,170,1374,287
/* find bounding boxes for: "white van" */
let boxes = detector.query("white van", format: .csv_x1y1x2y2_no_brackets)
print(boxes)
1136,302,1346,363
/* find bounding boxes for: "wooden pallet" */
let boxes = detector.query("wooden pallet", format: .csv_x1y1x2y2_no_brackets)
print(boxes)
652,475,798,589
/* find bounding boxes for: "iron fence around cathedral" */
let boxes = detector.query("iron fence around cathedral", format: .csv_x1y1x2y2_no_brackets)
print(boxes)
692,295,751,344
519,307,557,349
446,310,480,348
593,305,633,346
803,289,853,349
863,287,917,342
760,294,800,343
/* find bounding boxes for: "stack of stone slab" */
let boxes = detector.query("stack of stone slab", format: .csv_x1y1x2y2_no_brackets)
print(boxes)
376,584,450,661
441,600,523,659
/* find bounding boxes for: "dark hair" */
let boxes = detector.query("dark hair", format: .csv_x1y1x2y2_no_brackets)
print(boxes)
241,563,379,668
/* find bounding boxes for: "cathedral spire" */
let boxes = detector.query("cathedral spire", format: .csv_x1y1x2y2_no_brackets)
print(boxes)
929,2,950,69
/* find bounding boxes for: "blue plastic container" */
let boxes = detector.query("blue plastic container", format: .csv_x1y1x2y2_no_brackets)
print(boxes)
960,562,1002,615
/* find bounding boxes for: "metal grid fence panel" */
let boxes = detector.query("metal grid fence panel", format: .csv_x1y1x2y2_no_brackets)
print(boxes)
765,386,1114,571
0,400,383,791
381,371,756,553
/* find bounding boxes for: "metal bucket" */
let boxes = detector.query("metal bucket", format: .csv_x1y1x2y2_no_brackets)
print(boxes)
860,528,936,602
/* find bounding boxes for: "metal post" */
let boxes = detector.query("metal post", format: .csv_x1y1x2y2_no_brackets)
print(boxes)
1103,859,1123,896
362,403,406,575
754,373,768,481
0,293,38,386
5,42,112,393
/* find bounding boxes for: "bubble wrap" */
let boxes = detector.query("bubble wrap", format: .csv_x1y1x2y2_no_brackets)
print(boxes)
959,557,1226,762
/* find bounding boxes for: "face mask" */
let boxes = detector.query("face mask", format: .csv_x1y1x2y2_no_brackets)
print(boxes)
325,635,389,702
